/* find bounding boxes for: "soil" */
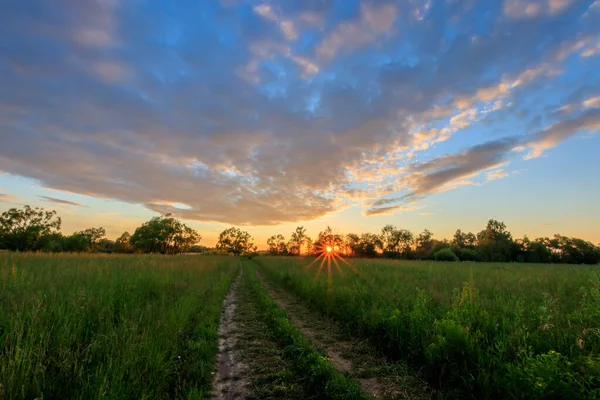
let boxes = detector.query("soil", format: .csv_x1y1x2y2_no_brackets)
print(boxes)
211,269,248,400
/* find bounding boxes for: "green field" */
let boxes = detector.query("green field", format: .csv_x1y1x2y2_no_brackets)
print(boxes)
0,253,236,399
255,257,600,399
1,253,599,399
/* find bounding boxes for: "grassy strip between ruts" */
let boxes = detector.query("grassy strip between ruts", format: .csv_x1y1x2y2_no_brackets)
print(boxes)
243,260,370,400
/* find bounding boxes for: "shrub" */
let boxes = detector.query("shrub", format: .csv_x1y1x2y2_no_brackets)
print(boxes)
454,248,485,262
434,248,459,262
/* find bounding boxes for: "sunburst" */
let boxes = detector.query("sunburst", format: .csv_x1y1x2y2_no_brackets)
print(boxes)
304,243,360,290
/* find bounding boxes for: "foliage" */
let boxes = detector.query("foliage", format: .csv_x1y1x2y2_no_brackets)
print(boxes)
261,219,599,265
415,229,435,258
216,227,255,255
0,253,237,399
267,234,288,255
287,226,311,256
130,215,201,254
115,231,134,253
0,206,61,251
433,247,459,261
312,226,343,253
453,247,485,262
477,219,514,262
346,232,381,257
64,227,107,253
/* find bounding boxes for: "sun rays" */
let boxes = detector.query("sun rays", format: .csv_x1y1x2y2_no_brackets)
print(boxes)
303,243,360,290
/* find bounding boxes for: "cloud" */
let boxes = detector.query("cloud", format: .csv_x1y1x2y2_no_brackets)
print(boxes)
364,203,420,216
317,3,397,60
486,169,509,181
583,96,600,108
0,193,19,202
536,222,556,227
0,0,598,225
91,61,132,83
504,0,576,18
367,138,520,214
291,55,319,77
253,3,299,41
37,196,88,207
524,108,600,159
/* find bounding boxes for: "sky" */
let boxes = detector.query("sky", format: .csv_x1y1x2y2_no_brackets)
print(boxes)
1,0,599,248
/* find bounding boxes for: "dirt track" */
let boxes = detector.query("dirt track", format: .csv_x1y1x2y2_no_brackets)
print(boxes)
211,269,248,400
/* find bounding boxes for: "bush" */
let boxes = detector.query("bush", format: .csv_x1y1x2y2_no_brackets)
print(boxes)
454,248,485,262
434,248,459,262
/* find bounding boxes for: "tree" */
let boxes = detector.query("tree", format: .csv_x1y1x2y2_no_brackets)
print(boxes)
115,232,134,253
477,219,514,262
415,229,435,259
97,238,116,253
288,226,311,255
397,229,414,258
62,227,106,253
267,234,288,255
346,233,361,257
37,232,65,253
130,216,201,254
381,225,400,253
0,206,62,251
379,225,414,258
216,227,255,256
434,248,459,262
544,234,600,264
313,226,343,254
357,233,382,258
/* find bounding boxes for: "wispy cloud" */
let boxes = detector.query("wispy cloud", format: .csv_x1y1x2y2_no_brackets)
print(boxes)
524,108,600,160
38,196,88,208
0,193,19,202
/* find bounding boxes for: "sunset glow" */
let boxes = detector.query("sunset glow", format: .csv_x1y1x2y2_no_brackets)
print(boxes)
0,1,598,244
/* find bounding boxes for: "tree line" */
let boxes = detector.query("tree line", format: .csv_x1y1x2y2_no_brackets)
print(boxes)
0,205,259,256
1,205,598,263
266,220,600,264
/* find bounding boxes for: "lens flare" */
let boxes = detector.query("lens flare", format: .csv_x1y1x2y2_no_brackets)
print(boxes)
303,243,360,290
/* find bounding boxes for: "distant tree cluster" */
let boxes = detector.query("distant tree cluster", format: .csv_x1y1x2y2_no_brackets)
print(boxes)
266,220,600,265
0,206,201,254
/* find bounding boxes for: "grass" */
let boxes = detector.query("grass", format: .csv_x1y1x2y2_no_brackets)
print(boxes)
242,261,369,399
255,257,600,399
256,268,435,400
235,267,306,400
0,252,237,399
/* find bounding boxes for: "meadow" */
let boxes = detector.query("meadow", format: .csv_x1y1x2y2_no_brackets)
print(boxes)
1,253,599,399
0,253,237,399
255,257,600,399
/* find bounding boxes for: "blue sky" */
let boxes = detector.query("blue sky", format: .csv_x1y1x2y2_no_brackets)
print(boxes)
1,0,599,247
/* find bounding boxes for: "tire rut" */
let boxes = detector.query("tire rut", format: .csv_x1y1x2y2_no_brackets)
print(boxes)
255,270,433,400
211,267,248,400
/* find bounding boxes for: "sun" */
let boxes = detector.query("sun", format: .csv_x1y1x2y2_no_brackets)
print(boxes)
303,243,360,290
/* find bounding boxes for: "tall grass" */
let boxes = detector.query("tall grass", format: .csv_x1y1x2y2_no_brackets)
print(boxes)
255,257,600,399
0,253,237,399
